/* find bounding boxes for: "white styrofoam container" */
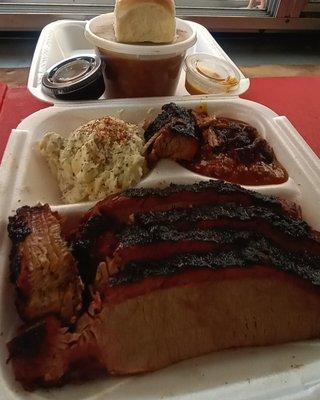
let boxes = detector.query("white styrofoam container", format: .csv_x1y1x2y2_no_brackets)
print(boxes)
0,97,320,400
27,19,250,104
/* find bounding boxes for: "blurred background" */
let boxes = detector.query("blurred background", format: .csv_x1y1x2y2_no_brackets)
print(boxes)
0,0,319,83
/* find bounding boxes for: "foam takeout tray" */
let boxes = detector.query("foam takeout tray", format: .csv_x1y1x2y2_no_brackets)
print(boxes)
1,13,320,400
27,19,250,104
0,96,320,400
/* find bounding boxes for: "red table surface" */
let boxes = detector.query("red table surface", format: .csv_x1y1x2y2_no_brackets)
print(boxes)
0,76,319,162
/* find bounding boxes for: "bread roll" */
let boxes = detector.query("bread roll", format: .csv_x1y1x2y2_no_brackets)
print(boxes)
114,0,176,44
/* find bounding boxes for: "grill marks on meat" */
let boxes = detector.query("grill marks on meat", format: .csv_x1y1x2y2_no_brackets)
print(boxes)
120,226,252,247
108,225,320,273
144,103,200,166
8,205,83,324
79,181,319,290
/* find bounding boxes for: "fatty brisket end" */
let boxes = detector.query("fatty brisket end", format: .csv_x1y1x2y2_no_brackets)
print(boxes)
8,204,83,325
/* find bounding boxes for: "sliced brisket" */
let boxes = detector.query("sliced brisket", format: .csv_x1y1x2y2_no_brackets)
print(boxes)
84,180,300,225
7,180,320,390
9,267,320,388
108,237,320,287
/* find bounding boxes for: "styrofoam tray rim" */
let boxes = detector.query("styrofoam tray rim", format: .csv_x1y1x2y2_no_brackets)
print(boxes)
1,97,320,400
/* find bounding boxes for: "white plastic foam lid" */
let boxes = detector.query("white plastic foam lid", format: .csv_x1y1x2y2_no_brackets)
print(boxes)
27,19,250,105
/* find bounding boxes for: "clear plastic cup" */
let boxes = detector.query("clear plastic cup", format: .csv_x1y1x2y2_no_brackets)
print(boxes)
85,13,197,99
184,53,240,95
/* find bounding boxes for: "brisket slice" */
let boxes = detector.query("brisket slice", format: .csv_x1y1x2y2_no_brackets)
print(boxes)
8,267,320,388
135,204,310,238
107,226,250,275
83,180,300,226
107,238,320,287
7,205,83,324
107,226,320,274
75,182,302,285
7,181,320,389
118,220,320,255
93,203,320,274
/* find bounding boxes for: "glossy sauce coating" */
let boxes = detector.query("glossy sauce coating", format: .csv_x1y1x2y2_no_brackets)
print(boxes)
186,117,288,186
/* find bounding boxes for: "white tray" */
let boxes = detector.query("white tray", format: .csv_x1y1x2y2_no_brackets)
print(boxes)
27,19,250,104
0,97,320,400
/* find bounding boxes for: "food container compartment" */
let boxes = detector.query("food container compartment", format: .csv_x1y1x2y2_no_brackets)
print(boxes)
1,97,318,227
0,97,320,400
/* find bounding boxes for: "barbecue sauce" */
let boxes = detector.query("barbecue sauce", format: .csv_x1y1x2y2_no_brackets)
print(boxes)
186,117,288,186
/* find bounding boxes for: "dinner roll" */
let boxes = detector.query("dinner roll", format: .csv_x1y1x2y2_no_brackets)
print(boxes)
114,0,176,43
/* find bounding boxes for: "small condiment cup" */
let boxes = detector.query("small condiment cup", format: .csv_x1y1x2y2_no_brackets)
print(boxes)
184,53,240,95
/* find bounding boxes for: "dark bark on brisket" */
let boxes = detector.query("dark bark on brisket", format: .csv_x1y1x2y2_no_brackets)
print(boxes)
119,226,252,247
122,181,293,211
7,206,33,242
6,179,320,390
135,205,311,239
109,237,320,287
8,206,39,283
85,180,300,225
144,103,200,142
109,230,253,271
116,223,320,261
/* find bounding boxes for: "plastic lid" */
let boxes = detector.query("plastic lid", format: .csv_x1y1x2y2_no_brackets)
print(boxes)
85,13,197,56
42,55,105,100
184,53,241,95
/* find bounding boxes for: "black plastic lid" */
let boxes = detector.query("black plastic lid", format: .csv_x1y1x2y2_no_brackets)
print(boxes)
42,55,105,100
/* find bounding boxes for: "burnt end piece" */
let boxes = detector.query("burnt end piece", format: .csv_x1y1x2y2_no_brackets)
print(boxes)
144,103,200,142
109,238,320,287
208,118,276,165
7,205,83,324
